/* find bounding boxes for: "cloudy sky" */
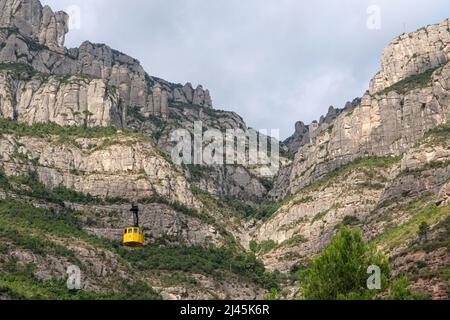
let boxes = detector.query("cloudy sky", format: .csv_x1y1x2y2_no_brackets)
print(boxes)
42,0,449,139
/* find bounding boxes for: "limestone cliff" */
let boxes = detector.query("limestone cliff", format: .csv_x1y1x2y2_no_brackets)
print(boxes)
0,64,121,127
0,0,213,126
283,104,355,155
258,18,450,299
0,0,68,52
0,0,268,209
0,132,198,206
370,19,450,94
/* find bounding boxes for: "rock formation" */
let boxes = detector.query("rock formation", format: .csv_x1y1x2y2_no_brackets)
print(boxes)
283,121,311,155
277,30,450,196
0,133,200,207
256,18,450,299
370,19,450,94
0,0,214,128
146,83,169,116
0,66,121,127
284,103,360,155
0,0,68,52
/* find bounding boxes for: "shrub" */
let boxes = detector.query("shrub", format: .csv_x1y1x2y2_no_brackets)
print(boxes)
252,194,294,221
418,222,430,240
342,215,360,226
263,288,281,300
259,177,274,191
249,240,278,254
0,168,127,206
279,235,307,248
0,63,35,80
0,272,161,300
387,276,430,300
0,242,7,254
302,155,402,193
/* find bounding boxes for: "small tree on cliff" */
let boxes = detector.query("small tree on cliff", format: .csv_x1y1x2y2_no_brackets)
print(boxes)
418,222,430,241
300,226,390,300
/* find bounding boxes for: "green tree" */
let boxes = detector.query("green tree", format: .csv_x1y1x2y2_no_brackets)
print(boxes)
300,226,390,300
418,222,430,241
249,240,258,253
387,276,430,300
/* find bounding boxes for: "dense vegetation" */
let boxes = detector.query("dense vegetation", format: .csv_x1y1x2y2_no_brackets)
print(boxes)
0,197,281,299
0,271,161,300
249,240,278,255
0,117,119,139
422,120,450,147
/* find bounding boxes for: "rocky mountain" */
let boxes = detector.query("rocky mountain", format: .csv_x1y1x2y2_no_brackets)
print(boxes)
0,0,278,300
277,21,450,198
283,103,359,155
258,18,450,299
0,0,448,300
0,0,212,125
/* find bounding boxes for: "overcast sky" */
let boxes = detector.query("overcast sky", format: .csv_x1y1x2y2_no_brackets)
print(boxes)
42,0,449,139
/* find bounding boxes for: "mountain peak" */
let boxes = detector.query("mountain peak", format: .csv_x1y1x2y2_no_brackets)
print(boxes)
369,18,450,94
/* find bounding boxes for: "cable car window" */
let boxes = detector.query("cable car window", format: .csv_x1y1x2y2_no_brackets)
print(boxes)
124,229,127,234
134,229,138,233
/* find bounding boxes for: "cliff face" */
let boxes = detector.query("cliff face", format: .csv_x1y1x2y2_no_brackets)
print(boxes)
0,65,121,127
0,122,266,299
0,0,68,52
370,19,450,94
0,0,213,125
0,134,199,207
0,0,270,208
127,103,270,203
283,105,353,155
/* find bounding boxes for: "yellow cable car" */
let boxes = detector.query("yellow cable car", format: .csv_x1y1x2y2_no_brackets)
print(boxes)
123,204,144,247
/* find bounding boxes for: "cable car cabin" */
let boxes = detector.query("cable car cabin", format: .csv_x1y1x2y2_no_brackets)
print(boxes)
123,226,144,247
122,204,144,247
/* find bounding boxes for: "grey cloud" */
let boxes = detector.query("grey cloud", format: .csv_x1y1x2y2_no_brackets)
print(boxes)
42,0,449,138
